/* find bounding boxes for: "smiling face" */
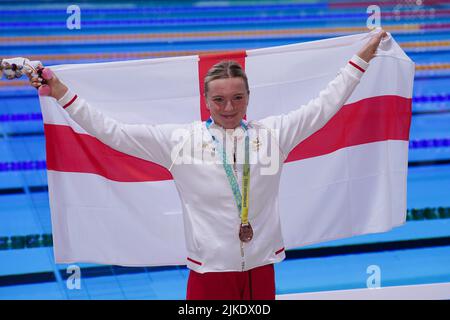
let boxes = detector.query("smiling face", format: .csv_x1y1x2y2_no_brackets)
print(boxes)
205,77,249,129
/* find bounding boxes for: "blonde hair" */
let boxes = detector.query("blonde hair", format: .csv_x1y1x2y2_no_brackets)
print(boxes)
204,60,249,97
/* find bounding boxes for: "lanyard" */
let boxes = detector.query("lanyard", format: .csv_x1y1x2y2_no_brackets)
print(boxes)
205,118,250,225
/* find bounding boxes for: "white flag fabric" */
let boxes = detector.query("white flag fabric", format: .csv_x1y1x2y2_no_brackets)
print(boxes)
40,29,414,266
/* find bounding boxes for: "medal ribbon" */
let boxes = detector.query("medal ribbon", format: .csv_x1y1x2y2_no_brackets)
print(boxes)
205,118,250,225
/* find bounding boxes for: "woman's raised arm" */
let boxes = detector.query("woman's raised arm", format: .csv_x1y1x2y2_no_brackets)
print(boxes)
24,65,181,169
259,29,387,156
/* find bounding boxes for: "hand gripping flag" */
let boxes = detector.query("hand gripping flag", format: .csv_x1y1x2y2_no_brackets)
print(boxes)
40,29,414,266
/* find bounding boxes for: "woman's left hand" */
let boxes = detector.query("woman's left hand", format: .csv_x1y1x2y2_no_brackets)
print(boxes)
357,29,388,63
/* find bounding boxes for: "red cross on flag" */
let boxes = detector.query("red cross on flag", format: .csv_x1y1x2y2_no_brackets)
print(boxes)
40,29,414,266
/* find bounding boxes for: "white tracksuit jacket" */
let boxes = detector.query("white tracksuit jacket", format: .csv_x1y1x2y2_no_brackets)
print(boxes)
57,54,369,273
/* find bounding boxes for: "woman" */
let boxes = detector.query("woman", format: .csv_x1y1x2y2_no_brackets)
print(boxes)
28,30,387,300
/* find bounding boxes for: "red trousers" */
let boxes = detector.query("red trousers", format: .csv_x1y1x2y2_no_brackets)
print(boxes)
186,264,275,300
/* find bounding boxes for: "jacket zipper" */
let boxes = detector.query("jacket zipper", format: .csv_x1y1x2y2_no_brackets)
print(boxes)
240,240,245,271
234,142,245,272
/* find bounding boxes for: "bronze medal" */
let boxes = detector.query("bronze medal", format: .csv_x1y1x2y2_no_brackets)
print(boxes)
239,223,253,242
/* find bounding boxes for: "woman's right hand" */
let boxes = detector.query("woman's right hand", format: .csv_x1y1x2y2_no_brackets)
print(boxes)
26,67,68,100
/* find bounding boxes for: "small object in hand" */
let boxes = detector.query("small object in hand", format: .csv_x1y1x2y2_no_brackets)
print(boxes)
1,58,51,95
0,58,29,79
